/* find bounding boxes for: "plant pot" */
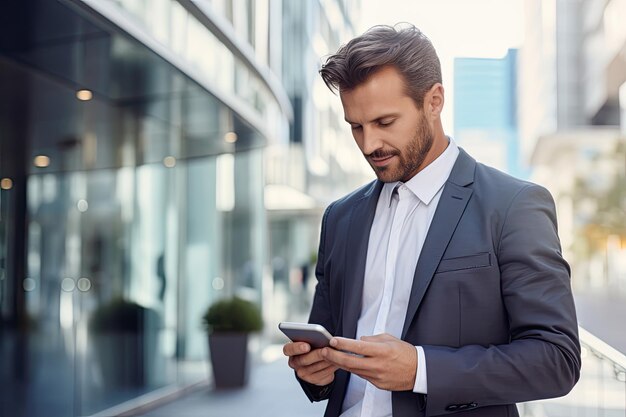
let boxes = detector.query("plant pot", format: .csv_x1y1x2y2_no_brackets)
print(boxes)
91,331,158,387
208,332,249,388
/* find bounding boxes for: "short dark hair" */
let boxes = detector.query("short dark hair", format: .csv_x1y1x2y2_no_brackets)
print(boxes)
319,24,442,108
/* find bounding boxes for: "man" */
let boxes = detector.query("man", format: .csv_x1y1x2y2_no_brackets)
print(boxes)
283,24,580,417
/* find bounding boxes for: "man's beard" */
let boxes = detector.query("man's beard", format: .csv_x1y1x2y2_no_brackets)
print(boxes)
368,115,434,183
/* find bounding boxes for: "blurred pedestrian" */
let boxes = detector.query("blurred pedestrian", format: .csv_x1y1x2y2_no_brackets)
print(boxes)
157,253,166,303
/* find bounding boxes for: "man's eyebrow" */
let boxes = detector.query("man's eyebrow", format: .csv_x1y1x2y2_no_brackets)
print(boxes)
375,113,399,121
344,114,399,124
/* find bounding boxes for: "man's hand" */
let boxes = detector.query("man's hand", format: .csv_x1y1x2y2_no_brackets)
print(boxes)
321,333,417,391
283,342,338,386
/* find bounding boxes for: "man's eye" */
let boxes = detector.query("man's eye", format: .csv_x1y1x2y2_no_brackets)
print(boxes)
351,125,362,130
379,120,393,127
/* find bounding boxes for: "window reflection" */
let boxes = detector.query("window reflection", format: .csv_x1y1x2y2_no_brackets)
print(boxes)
112,0,280,135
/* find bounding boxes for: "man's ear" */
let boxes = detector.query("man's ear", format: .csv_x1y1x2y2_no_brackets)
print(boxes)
424,83,444,119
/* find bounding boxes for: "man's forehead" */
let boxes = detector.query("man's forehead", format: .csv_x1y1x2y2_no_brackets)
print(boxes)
341,94,415,124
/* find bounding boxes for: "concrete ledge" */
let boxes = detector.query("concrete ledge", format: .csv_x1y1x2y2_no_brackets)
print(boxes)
87,379,210,417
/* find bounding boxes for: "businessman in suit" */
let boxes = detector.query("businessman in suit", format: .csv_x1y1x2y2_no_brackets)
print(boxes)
282,24,580,417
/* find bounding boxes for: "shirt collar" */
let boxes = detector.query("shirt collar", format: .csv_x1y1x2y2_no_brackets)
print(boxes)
381,181,399,208
381,137,460,207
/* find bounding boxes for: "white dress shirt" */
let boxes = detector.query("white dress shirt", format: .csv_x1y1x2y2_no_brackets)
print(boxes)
340,139,459,417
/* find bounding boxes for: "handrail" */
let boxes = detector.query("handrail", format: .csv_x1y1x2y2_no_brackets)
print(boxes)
579,325,626,369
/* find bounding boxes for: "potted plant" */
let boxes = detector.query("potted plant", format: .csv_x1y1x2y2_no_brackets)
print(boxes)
202,296,263,388
89,298,161,387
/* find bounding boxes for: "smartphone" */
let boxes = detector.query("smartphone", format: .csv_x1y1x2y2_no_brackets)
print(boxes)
279,322,333,349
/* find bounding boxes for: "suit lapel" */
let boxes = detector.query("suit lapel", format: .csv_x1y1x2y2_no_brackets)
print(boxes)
402,149,476,338
341,181,384,339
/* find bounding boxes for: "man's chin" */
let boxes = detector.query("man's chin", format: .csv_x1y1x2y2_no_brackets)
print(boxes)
373,168,401,183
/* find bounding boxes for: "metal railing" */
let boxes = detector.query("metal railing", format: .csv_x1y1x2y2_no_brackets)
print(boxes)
520,326,626,417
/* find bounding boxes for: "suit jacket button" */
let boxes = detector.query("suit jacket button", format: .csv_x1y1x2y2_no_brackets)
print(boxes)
469,402,478,408
458,404,468,410
445,405,459,411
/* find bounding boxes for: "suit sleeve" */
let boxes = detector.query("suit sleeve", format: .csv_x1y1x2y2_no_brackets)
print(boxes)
296,203,337,402
422,184,581,415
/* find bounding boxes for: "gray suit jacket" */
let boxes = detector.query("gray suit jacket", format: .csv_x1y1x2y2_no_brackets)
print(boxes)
299,149,581,417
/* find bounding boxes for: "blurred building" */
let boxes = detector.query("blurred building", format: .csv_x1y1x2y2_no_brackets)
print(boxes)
518,0,586,163
265,0,369,328
453,49,526,179
519,0,626,292
581,0,626,125
531,128,625,290
0,1,365,416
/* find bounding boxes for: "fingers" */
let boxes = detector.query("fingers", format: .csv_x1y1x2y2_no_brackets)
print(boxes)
360,333,395,342
322,334,418,391
329,336,385,357
322,346,369,372
288,349,326,370
295,358,336,377
287,350,338,386
306,363,338,385
283,342,311,357
286,334,417,391
298,362,338,386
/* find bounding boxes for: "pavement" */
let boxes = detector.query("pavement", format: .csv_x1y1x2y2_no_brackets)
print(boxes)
137,347,326,417
137,291,626,417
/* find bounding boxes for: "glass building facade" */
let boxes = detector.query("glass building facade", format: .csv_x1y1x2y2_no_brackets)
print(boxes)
263,0,370,331
453,50,526,179
0,0,291,415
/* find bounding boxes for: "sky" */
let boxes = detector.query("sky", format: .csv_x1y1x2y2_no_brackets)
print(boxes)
357,0,525,132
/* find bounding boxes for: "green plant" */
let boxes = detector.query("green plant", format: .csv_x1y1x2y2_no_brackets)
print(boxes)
89,298,160,333
202,296,263,333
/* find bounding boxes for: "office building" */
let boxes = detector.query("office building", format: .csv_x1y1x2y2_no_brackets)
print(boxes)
519,0,626,291
0,1,364,416
453,50,525,178
517,0,586,162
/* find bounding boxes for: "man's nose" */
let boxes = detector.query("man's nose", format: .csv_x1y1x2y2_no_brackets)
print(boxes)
361,127,384,155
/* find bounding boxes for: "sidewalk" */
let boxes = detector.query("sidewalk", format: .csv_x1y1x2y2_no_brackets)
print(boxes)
138,292,626,417
138,346,326,417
